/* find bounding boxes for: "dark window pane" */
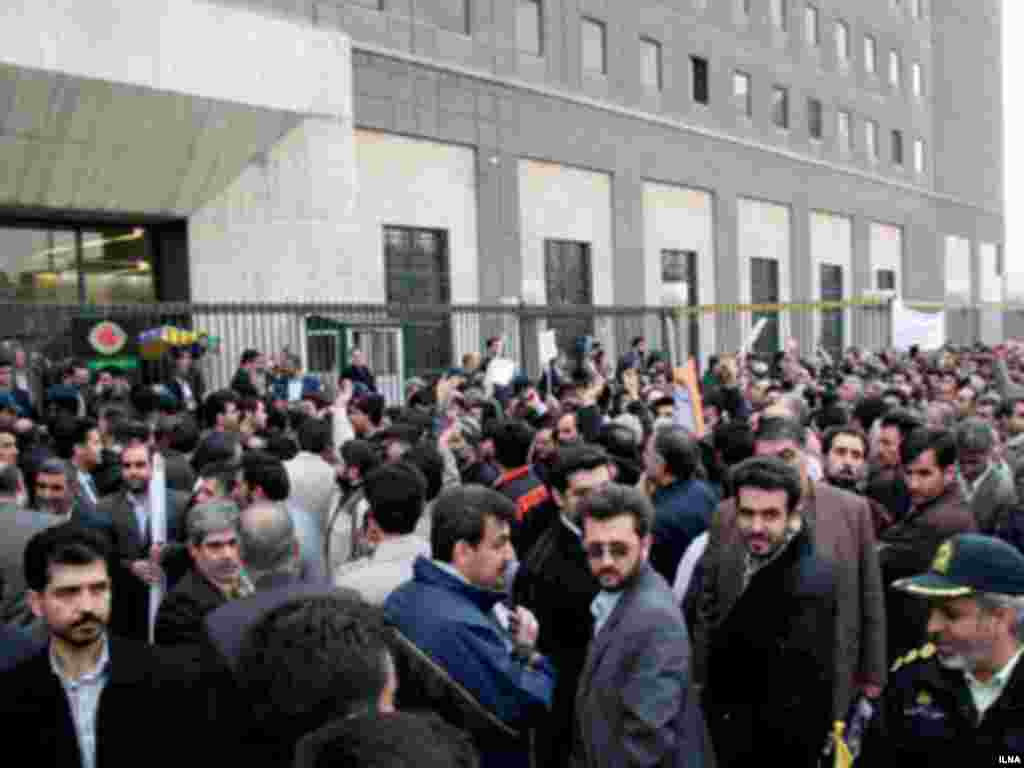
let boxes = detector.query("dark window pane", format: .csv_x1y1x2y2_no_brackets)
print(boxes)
545,239,593,352
692,56,709,104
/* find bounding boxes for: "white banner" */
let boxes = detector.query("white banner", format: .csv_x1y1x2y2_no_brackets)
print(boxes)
892,300,946,351
147,453,167,645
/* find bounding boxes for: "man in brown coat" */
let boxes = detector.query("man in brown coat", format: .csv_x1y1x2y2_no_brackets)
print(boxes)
694,416,887,724
877,427,978,661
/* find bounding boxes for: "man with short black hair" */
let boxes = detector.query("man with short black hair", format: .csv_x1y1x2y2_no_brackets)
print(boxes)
230,349,265,398
203,389,240,433
697,416,887,728
879,427,978,660
348,393,385,439
325,439,381,576
513,446,609,768
642,426,718,583
335,463,430,603
386,485,555,768
285,417,336,535
868,408,922,524
701,458,836,768
492,419,554,558
572,483,704,768
0,524,200,767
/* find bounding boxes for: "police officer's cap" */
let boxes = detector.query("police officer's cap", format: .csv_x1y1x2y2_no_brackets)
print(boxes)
893,533,1024,598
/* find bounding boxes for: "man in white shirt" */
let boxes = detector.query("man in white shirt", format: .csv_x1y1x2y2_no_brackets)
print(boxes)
335,463,430,604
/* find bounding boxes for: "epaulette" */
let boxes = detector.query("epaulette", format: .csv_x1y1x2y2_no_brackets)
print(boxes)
890,642,936,672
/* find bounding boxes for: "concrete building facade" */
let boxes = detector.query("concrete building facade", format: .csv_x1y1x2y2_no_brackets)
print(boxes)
0,0,1005,371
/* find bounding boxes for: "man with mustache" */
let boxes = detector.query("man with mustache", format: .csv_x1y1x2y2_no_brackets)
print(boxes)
700,457,836,768
823,425,893,535
154,500,250,647
0,523,200,767
860,534,1024,766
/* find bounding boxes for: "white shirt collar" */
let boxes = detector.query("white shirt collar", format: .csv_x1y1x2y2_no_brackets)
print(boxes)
965,646,1024,718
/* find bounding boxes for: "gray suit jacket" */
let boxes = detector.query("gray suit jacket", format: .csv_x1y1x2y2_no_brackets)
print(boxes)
572,563,704,768
0,504,63,622
285,452,338,531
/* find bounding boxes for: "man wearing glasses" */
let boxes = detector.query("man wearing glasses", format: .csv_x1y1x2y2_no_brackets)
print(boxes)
571,483,705,768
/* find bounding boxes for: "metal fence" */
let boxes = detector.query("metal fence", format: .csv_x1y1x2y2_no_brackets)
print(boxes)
0,300,1016,398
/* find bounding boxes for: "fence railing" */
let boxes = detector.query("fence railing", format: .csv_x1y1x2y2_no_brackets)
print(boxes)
0,300,1018,396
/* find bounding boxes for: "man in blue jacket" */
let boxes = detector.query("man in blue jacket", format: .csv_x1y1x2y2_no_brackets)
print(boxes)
643,426,719,583
385,484,555,768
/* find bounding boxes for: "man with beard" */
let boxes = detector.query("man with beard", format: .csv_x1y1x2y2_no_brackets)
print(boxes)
860,534,1024,766
824,425,893,535
571,483,704,768
701,458,835,768
0,523,200,766
97,442,190,641
154,500,251,646
867,408,922,525
878,427,978,661
956,418,1016,535
696,417,886,733
514,446,610,768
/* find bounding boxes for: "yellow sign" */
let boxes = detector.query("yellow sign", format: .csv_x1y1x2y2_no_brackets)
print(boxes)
916,690,933,706
932,540,954,575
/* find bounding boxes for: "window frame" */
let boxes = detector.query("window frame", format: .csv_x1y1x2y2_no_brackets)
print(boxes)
691,55,710,105
516,0,543,56
864,35,877,75
581,16,607,75
865,119,879,162
804,4,820,47
734,70,753,118
771,85,790,130
835,20,850,64
808,97,824,140
837,109,852,153
640,36,663,91
891,129,904,166
889,50,901,89
914,138,926,174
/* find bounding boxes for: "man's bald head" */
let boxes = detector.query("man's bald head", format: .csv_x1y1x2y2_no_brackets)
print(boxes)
238,500,297,580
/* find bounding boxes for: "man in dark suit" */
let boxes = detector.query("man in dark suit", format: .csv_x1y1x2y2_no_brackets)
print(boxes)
513,445,608,768
96,442,189,641
571,483,705,768
154,500,248,647
230,349,266,398
165,346,206,414
340,348,377,394
200,499,334,752
0,523,200,767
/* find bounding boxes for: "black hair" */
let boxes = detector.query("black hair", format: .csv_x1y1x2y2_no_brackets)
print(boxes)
653,427,699,482
199,459,242,497
548,445,612,494
731,456,802,515
298,417,332,455
351,394,385,427
755,416,807,448
236,594,391,734
577,483,654,537
491,419,535,470
631,336,645,349
204,389,239,429
240,349,262,365
113,419,151,448
851,397,890,433
242,452,291,502
363,463,426,535
192,431,241,474
168,414,201,454
297,712,479,768
880,408,924,440
266,433,299,462
340,439,381,480
24,523,111,592
430,485,516,563
402,442,445,502
901,427,958,469
712,420,756,466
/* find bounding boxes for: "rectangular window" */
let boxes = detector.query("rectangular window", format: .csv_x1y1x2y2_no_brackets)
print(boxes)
889,50,901,88
912,62,922,97
864,35,877,74
914,138,926,173
772,85,789,129
836,21,849,62
865,120,878,161
582,17,606,74
641,37,662,90
838,110,851,152
877,269,896,291
384,226,453,374
805,4,819,47
734,71,752,117
808,98,823,139
433,0,471,35
691,56,709,105
545,240,594,353
517,0,542,56
892,129,904,166
912,0,924,20
662,250,700,356
741,0,753,16
770,0,787,30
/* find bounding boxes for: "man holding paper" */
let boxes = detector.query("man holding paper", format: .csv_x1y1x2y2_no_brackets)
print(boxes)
97,442,189,642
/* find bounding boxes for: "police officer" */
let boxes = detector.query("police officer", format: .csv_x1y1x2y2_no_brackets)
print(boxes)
860,533,1024,766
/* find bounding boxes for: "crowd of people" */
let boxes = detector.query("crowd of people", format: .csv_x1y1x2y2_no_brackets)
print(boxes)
2,331,1024,767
